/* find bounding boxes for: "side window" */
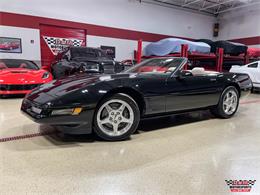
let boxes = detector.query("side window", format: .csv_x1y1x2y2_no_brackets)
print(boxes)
248,62,258,68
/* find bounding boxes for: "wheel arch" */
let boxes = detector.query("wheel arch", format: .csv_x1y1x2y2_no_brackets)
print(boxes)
225,83,241,97
97,87,146,116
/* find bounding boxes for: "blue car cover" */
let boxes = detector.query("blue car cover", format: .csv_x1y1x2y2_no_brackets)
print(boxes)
144,38,211,56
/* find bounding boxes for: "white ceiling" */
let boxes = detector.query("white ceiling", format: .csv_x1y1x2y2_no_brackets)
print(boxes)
138,0,260,16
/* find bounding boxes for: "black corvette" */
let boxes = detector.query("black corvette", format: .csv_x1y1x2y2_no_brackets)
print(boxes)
21,57,252,141
51,47,124,79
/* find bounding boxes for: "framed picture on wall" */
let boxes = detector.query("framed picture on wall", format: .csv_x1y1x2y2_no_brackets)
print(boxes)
101,45,116,59
0,37,22,53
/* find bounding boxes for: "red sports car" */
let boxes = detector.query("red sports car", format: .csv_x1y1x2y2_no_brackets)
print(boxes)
0,59,53,96
0,42,20,50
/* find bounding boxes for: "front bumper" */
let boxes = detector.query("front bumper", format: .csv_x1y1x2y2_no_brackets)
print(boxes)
0,90,32,95
21,99,95,134
253,82,260,88
0,84,41,95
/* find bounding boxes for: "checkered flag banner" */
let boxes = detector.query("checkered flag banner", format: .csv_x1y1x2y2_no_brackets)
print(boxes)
248,180,256,185
43,36,84,55
225,180,256,186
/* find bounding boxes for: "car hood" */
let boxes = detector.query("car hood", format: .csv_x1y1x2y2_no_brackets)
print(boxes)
45,73,136,94
0,68,48,84
27,73,138,103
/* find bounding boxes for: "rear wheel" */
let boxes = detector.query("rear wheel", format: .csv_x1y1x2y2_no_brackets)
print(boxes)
210,86,239,118
93,93,140,141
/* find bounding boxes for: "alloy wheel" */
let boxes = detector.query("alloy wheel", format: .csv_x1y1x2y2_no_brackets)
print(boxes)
223,90,238,115
96,99,134,137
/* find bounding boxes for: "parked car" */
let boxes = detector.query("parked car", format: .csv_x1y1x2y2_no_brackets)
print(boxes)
50,47,124,79
215,41,248,56
21,57,252,141
197,39,248,56
230,61,260,92
0,59,52,96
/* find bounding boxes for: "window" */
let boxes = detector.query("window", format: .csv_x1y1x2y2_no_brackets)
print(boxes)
248,62,258,68
125,58,184,75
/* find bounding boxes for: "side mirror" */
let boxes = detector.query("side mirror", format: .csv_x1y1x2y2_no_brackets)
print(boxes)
177,70,193,79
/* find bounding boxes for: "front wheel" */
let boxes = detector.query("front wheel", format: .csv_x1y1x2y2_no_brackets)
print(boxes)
210,86,239,118
93,93,140,141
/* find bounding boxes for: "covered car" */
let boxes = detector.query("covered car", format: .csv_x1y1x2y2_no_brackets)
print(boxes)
215,41,248,56
0,59,53,96
144,38,211,56
195,39,217,53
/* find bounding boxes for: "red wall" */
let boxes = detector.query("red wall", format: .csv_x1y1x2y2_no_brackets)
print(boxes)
0,11,191,42
0,11,259,45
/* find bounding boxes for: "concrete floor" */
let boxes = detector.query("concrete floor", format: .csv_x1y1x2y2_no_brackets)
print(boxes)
0,94,260,195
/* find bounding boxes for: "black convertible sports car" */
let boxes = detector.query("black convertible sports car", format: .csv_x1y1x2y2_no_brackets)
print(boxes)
21,57,252,141
51,47,124,79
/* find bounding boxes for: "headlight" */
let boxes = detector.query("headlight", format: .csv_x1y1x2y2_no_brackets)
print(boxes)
51,107,82,116
42,72,50,79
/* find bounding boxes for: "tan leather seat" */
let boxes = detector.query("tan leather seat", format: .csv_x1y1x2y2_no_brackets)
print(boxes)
191,67,205,75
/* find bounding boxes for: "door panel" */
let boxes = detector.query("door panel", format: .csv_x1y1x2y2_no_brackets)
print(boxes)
40,25,86,70
138,75,167,115
166,75,221,112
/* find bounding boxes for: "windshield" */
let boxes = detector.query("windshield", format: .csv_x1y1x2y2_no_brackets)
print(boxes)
125,58,184,74
0,59,39,70
71,47,108,59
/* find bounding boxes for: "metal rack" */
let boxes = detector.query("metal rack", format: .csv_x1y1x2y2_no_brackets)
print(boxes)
135,39,250,72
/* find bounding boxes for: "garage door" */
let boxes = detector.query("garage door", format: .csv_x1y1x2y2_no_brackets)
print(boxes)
40,24,86,69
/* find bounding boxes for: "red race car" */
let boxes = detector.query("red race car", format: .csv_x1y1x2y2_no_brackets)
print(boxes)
0,59,53,96
0,42,20,50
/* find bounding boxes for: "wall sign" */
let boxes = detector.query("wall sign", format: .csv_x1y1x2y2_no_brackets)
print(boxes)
43,36,84,55
0,37,22,53
101,45,116,59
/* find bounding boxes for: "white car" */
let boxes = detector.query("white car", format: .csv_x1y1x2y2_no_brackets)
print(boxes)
230,61,260,91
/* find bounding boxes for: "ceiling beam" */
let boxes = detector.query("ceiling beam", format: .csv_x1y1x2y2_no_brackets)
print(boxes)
140,0,215,16
182,0,201,7
216,1,260,14
200,0,236,11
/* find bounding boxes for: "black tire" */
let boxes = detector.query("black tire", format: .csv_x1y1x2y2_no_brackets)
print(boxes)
93,93,140,141
210,86,239,119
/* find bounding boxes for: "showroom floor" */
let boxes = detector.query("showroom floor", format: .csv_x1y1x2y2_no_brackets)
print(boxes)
0,94,260,195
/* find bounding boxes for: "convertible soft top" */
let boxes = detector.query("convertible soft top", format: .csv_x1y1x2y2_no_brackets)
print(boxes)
144,38,211,56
